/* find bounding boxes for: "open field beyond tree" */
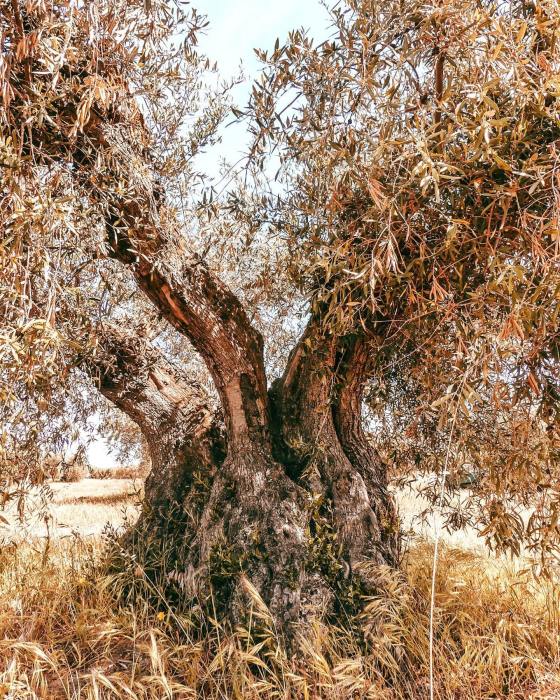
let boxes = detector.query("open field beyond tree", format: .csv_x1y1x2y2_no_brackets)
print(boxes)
0,516,559,698
0,479,558,698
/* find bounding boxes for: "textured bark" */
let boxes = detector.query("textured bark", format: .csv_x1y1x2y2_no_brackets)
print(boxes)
332,336,400,566
105,220,270,468
91,321,309,629
91,327,223,516
273,318,400,577
89,320,400,633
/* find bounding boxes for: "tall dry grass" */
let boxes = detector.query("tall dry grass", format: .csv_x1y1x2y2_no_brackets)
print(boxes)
0,535,558,699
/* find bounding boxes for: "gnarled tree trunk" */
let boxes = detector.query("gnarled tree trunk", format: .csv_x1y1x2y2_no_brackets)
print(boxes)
76,104,401,636
271,320,400,582
90,318,400,636
93,327,223,521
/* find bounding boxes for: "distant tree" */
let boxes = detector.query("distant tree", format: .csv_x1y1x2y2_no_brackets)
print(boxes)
1,0,558,636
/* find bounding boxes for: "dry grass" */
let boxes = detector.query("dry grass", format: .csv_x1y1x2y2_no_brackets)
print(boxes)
89,465,151,481
2,477,488,551
55,492,136,506
0,534,558,699
1,479,141,540
0,480,558,699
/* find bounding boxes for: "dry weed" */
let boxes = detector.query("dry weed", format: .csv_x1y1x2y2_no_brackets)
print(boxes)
0,537,557,699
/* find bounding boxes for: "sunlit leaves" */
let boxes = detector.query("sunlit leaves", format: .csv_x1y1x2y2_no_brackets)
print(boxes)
0,0,227,486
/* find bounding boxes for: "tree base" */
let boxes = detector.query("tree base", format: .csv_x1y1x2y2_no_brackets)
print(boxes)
108,476,399,644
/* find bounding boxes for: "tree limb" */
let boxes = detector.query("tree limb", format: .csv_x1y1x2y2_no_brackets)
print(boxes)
86,325,224,509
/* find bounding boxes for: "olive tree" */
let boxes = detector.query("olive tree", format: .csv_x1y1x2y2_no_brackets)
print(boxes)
1,0,559,634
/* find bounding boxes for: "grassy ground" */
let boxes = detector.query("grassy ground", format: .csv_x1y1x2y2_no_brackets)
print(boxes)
1,478,142,540
0,479,558,699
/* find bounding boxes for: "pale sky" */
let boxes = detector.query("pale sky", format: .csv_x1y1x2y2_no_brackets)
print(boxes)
88,0,330,468
196,0,331,174
199,0,329,84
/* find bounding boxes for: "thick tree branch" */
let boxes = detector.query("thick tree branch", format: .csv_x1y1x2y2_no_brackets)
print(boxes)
332,335,400,565
87,326,224,510
73,110,271,491
332,336,385,487
275,317,393,568
106,214,269,461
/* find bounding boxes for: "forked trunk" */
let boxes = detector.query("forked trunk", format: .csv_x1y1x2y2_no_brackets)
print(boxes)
92,323,400,637
80,112,400,636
